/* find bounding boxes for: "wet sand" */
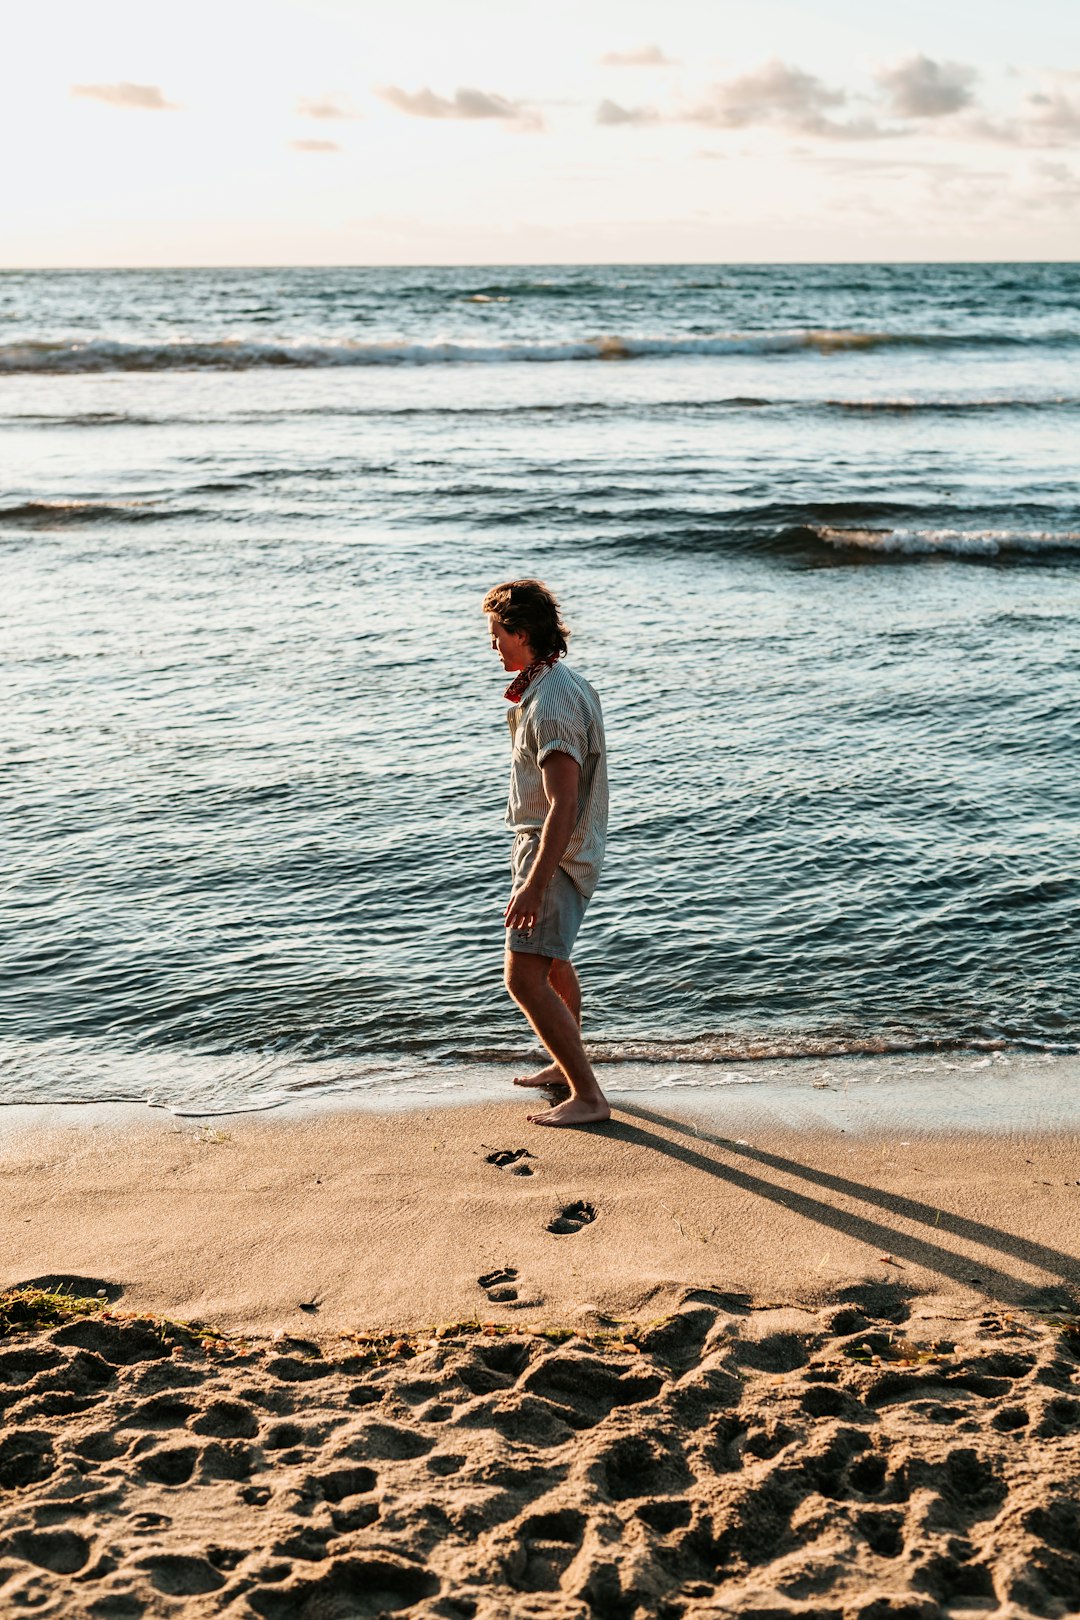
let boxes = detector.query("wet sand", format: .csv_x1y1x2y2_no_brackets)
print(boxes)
0,1075,1078,1615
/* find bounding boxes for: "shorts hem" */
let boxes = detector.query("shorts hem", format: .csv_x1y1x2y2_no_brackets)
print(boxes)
505,930,575,961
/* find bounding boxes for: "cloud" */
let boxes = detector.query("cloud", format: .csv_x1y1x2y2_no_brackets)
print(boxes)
592,59,892,140
690,61,843,127
377,84,540,128
686,60,883,139
297,97,358,121
290,139,341,153
596,98,659,126
599,45,675,68
876,54,977,118
966,86,1080,148
71,82,177,110
1025,89,1080,141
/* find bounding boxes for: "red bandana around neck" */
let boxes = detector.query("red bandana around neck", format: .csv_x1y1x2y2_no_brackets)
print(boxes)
504,651,561,704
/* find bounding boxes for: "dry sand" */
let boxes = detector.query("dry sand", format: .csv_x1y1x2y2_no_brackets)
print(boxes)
1,1082,1079,1617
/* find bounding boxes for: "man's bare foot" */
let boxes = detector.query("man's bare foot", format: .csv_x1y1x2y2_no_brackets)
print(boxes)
527,1096,611,1128
512,1063,567,1089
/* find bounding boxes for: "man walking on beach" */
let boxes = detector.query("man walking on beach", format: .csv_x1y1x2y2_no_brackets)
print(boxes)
483,580,611,1128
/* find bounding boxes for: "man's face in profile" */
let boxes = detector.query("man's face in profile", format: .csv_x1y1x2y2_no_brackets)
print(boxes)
488,614,533,672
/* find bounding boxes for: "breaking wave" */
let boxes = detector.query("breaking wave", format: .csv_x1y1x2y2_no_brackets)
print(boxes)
824,396,1076,415
0,326,1068,374
812,526,1080,557
0,499,169,527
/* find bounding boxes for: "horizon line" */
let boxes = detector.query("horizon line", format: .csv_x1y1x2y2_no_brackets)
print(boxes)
2,256,1078,273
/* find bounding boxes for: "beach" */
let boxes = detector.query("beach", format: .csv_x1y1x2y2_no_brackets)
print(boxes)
5,3,1079,1600
2,1064,1079,1616
5,261,1080,1614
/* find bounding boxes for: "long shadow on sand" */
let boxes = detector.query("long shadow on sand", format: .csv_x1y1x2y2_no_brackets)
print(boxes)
602,1102,1080,1309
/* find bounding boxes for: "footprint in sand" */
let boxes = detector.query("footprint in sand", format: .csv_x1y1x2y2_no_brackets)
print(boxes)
547,1200,597,1236
0,1431,56,1490
484,1148,535,1176
478,1268,520,1304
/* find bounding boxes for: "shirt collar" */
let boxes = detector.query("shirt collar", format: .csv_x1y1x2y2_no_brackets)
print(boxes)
503,651,561,705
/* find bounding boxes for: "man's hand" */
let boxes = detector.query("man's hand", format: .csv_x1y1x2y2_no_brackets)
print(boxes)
505,750,579,933
505,874,548,932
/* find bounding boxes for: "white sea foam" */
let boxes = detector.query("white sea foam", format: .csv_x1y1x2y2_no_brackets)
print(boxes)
817,527,1080,556
825,396,1073,413
653,1071,764,1087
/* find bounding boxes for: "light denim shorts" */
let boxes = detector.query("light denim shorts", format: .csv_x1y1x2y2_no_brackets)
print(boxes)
506,830,588,962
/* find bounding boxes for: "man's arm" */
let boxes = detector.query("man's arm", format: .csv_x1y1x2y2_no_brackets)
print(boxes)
504,751,580,932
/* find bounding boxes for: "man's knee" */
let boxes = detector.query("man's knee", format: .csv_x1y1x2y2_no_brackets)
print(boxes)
504,949,553,1004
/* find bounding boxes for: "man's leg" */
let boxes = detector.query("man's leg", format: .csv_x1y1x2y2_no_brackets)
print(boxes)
550,957,582,1022
512,957,581,1088
504,949,610,1127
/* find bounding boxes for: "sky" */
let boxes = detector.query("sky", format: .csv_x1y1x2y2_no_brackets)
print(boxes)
2,0,1078,265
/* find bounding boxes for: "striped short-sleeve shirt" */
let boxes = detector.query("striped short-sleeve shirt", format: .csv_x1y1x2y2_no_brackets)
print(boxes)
505,661,608,897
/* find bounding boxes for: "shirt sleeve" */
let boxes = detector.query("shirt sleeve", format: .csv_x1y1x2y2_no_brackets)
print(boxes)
530,689,587,770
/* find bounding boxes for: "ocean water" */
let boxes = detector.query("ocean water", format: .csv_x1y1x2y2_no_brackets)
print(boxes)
3,263,1079,1114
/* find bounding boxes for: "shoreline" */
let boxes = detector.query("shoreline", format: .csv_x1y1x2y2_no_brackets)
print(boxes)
3,1045,1078,1130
